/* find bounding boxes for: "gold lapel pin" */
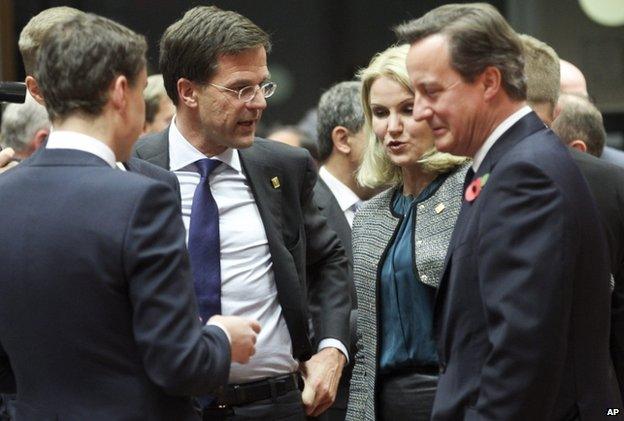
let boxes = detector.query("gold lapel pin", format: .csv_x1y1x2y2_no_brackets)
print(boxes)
271,176,281,189
435,203,445,214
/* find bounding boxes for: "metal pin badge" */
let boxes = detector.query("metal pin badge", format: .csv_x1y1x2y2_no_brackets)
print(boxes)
271,176,281,189
435,203,445,214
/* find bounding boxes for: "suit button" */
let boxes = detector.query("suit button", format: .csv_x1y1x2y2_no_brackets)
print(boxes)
416,240,423,246
421,274,428,282
419,204,425,210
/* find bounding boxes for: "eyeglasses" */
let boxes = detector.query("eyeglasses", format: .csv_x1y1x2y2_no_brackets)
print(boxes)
209,81,277,103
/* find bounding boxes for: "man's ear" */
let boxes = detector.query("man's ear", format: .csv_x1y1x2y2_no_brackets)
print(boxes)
568,139,588,153
32,129,49,150
109,75,129,111
25,76,45,106
481,66,502,101
331,126,351,154
177,78,198,108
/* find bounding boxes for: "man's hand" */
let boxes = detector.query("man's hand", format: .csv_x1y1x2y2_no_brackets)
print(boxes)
0,148,18,174
299,347,346,417
208,315,261,364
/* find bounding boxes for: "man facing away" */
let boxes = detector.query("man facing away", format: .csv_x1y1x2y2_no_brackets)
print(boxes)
134,6,350,420
397,3,622,420
0,13,259,420
0,95,50,160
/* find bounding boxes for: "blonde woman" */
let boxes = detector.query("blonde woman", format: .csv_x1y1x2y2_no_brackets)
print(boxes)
346,44,469,421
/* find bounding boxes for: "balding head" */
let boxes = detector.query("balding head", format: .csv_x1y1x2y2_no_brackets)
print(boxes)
560,59,588,97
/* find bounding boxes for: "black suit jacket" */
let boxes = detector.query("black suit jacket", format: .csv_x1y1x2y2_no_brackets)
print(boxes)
0,148,230,420
309,178,356,418
125,156,181,207
432,112,622,420
569,148,624,402
133,131,351,360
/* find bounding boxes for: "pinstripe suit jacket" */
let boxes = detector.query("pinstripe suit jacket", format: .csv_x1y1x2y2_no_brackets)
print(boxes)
346,162,468,421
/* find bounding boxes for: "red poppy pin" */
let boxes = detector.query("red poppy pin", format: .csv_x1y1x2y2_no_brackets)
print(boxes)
465,173,490,202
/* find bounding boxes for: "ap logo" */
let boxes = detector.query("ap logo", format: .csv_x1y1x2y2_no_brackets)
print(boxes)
607,408,620,416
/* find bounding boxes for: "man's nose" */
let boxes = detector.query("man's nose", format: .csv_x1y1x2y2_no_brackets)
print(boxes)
412,96,432,121
246,89,267,110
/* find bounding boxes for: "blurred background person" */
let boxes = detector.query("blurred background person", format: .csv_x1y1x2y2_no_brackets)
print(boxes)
142,74,175,135
519,34,560,126
556,58,624,167
522,32,624,405
0,95,50,160
266,124,320,162
553,93,606,157
346,44,468,421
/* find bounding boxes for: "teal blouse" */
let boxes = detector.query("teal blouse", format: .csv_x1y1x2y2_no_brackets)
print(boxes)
378,176,446,374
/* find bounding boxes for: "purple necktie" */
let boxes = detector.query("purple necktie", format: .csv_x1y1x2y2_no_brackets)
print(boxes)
188,158,222,323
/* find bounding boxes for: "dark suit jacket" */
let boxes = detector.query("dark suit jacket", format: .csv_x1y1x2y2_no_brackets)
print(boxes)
125,156,181,206
309,178,355,419
133,131,351,361
569,148,624,402
432,112,622,420
0,148,230,420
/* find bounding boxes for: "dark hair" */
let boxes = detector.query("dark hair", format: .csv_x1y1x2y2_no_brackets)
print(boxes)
316,81,364,163
36,13,147,121
395,2,526,101
159,6,271,105
552,94,606,157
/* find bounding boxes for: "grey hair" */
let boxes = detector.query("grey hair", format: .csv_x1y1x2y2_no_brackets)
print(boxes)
552,93,606,157
143,74,168,124
316,81,365,163
1,96,50,152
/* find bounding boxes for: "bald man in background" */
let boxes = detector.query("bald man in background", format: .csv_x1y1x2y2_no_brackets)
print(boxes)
522,34,624,404
556,59,624,167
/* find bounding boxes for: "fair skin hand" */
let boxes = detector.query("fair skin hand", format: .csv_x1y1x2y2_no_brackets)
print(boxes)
0,148,18,174
208,315,261,364
299,347,346,416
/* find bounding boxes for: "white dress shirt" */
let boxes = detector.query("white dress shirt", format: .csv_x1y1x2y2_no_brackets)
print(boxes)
318,166,362,228
46,130,116,167
472,105,534,172
169,121,302,383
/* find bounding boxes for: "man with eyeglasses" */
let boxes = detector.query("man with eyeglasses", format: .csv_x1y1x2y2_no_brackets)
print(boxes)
133,6,350,421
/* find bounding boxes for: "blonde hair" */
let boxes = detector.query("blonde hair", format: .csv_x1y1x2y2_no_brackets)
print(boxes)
356,44,467,189
19,6,84,75
519,34,560,111
143,74,169,123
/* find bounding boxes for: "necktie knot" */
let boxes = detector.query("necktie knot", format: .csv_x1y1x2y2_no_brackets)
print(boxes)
195,159,221,179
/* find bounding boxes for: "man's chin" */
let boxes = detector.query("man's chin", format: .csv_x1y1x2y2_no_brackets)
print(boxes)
434,136,457,154
234,134,256,149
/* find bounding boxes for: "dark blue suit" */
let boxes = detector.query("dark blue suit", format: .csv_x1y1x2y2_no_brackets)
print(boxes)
0,148,230,420
432,112,622,420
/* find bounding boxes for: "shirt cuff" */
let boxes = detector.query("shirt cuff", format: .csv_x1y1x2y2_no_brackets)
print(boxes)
318,338,349,364
207,320,232,344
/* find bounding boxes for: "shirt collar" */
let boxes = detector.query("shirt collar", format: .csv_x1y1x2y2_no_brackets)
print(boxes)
319,166,361,212
168,116,241,173
46,130,116,168
472,105,532,172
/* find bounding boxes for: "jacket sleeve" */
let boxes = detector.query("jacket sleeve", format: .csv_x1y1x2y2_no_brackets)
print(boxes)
301,155,351,351
123,181,231,396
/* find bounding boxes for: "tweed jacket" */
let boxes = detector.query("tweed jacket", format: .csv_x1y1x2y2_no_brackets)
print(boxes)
346,162,468,421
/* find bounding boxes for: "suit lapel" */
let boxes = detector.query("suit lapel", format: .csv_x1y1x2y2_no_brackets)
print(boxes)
238,144,285,247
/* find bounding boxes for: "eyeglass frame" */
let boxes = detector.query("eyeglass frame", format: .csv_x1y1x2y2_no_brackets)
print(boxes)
208,81,277,103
